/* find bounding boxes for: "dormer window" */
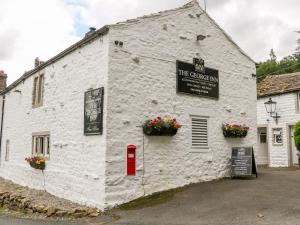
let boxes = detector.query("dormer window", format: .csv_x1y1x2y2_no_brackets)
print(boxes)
32,74,44,107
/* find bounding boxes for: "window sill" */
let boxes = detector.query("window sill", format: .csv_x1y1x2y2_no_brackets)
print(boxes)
190,147,210,153
32,103,43,109
272,143,283,146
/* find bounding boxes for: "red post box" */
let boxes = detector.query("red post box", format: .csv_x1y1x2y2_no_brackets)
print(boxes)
127,145,136,176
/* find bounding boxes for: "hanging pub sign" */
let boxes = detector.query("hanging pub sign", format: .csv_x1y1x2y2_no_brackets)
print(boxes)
176,58,219,99
84,87,104,135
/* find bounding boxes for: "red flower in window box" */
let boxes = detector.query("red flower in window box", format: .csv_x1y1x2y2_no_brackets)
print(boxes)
25,156,46,170
143,117,181,136
222,123,249,138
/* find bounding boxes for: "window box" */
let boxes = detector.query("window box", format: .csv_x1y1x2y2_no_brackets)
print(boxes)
222,123,249,138
25,156,46,170
143,116,181,136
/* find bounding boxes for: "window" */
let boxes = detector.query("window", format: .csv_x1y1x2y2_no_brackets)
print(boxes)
191,115,209,151
260,132,267,143
296,92,300,113
272,128,283,145
32,132,50,157
5,140,9,161
32,74,44,107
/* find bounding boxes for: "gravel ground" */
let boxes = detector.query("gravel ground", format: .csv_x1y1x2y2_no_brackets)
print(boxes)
0,177,101,218
0,177,82,212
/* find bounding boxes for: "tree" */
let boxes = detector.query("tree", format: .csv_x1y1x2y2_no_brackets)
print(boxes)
256,59,278,82
295,31,300,58
294,120,300,152
269,48,277,61
257,48,300,83
256,49,278,82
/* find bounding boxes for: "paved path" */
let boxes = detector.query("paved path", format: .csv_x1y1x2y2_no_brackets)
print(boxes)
1,168,300,225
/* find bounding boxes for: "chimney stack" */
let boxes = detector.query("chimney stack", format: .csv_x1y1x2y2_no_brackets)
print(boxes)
0,70,7,92
85,27,96,37
34,57,44,68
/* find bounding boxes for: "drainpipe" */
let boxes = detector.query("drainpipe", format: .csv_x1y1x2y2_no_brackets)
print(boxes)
0,95,5,164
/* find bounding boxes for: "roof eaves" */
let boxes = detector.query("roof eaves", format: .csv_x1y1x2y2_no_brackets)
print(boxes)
1,25,109,95
257,88,300,98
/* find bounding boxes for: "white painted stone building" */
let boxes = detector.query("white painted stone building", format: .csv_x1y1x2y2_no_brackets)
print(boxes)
0,1,257,210
257,73,300,167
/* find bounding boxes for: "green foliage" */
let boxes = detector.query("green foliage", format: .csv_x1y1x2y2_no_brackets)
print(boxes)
257,49,300,83
294,121,300,152
256,59,278,82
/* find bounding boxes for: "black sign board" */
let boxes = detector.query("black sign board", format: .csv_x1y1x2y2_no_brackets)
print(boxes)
84,87,104,135
231,147,257,177
176,59,219,99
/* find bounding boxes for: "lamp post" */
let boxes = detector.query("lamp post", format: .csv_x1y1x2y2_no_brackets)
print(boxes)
264,97,280,124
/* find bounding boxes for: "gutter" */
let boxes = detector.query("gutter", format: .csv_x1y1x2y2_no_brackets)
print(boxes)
0,95,5,164
257,89,300,99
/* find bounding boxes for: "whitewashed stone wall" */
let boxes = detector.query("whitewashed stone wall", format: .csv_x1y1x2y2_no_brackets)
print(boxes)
257,93,300,167
0,35,109,209
104,3,256,208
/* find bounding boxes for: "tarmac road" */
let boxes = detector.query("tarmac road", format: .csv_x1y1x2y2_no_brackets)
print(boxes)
111,167,300,225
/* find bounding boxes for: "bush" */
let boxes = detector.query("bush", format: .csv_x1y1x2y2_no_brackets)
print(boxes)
294,121,300,151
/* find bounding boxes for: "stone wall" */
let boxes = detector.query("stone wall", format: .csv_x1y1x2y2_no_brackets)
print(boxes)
0,35,109,209
104,2,257,208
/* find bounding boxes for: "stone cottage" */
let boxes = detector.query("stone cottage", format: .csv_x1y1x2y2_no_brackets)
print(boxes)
0,1,257,210
257,72,300,167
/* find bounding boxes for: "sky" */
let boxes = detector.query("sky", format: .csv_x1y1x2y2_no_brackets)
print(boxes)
0,0,299,84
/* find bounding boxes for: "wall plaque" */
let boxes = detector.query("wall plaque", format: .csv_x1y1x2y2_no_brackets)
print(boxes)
84,87,104,135
176,59,219,99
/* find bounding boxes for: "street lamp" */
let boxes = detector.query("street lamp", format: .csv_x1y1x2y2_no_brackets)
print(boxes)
264,98,276,116
264,97,280,124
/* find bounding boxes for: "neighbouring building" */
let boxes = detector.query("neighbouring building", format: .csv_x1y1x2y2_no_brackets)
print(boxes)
257,72,300,167
0,1,257,210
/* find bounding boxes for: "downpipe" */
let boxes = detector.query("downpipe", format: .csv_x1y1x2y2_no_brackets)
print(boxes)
0,95,6,165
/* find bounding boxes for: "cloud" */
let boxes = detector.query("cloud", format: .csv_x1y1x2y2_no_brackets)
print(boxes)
78,0,300,62
0,0,80,84
1,0,300,84
0,28,18,60
79,0,189,28
208,0,300,61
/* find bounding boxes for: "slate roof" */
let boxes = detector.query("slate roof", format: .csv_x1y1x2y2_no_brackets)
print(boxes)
2,0,254,94
257,72,300,98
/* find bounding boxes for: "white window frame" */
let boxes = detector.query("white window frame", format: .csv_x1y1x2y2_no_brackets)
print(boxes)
272,128,283,146
32,73,44,108
190,115,209,153
32,132,50,158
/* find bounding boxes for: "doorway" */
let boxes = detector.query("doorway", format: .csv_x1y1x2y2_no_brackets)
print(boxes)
257,127,269,165
289,126,298,166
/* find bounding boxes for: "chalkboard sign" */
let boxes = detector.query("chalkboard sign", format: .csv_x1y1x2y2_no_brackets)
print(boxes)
231,147,257,177
176,59,219,99
84,87,104,135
